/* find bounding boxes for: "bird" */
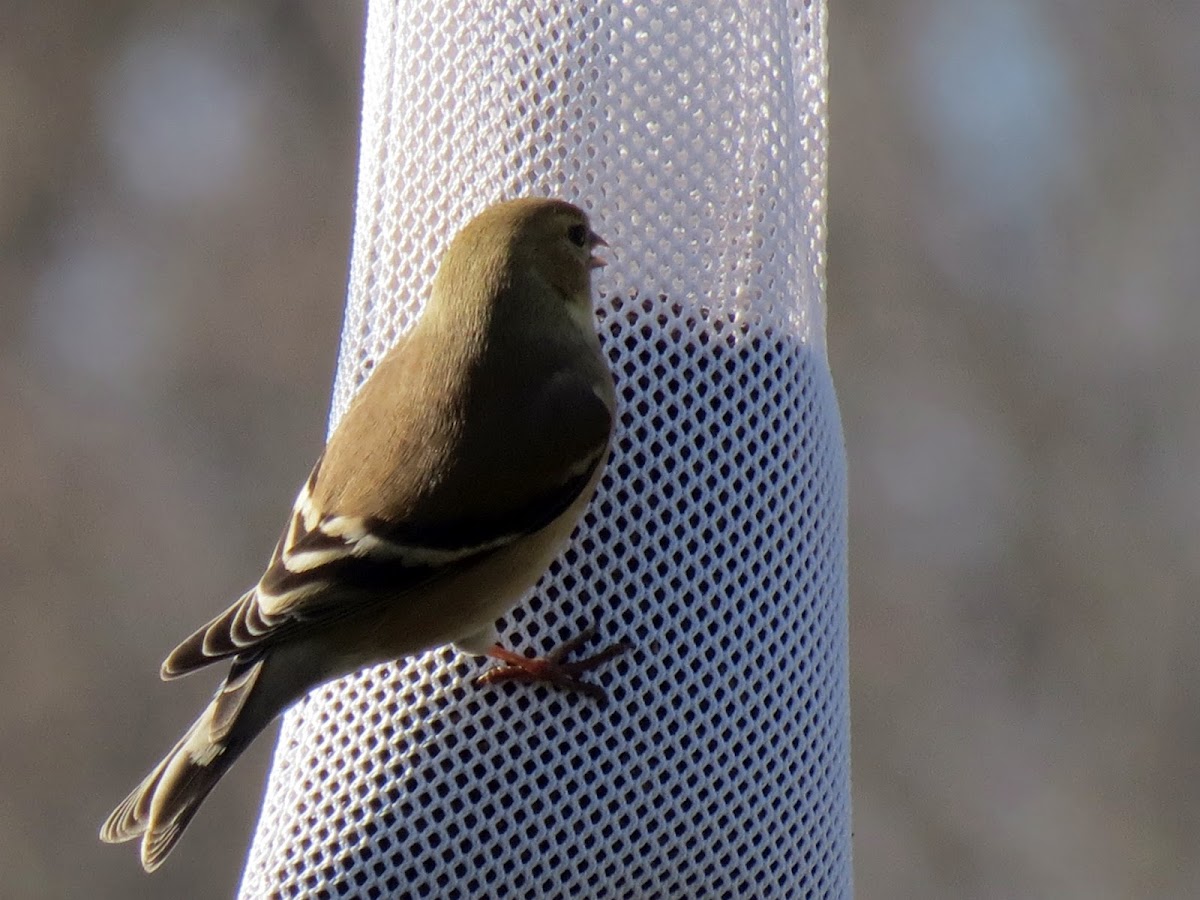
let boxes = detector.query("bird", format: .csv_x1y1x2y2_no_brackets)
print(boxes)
100,197,628,872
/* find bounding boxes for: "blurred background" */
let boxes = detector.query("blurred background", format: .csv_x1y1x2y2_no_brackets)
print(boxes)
1,1,1195,897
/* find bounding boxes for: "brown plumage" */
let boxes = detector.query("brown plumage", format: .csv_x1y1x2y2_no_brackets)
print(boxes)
101,198,625,871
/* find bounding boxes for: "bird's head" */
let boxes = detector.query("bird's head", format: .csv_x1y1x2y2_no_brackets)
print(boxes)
508,198,608,299
442,197,608,303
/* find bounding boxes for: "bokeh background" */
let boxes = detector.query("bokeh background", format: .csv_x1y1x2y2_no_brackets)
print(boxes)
2,1,1196,897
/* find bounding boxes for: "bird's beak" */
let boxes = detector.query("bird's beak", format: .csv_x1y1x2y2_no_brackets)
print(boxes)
588,231,609,269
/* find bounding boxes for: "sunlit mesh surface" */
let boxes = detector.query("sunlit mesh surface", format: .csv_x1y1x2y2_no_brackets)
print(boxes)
240,1,850,897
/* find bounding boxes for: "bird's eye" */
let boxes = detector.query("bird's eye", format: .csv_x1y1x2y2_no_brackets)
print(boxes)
567,223,588,247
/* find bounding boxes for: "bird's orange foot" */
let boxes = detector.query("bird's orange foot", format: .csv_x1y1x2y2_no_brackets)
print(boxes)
476,624,631,703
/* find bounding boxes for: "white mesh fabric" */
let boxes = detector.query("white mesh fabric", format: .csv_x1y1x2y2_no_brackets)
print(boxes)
240,1,850,897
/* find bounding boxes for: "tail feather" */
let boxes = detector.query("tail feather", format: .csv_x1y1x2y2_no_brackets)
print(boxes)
100,728,187,844
100,660,267,871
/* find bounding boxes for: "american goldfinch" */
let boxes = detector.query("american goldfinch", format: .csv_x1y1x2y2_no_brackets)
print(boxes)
100,197,627,871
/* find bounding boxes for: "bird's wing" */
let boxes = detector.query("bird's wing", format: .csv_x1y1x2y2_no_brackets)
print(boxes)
160,371,612,678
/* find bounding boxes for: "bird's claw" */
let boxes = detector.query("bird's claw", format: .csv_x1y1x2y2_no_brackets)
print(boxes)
477,624,631,704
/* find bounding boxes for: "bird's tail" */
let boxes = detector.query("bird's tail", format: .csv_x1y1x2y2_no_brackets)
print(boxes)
100,658,267,871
